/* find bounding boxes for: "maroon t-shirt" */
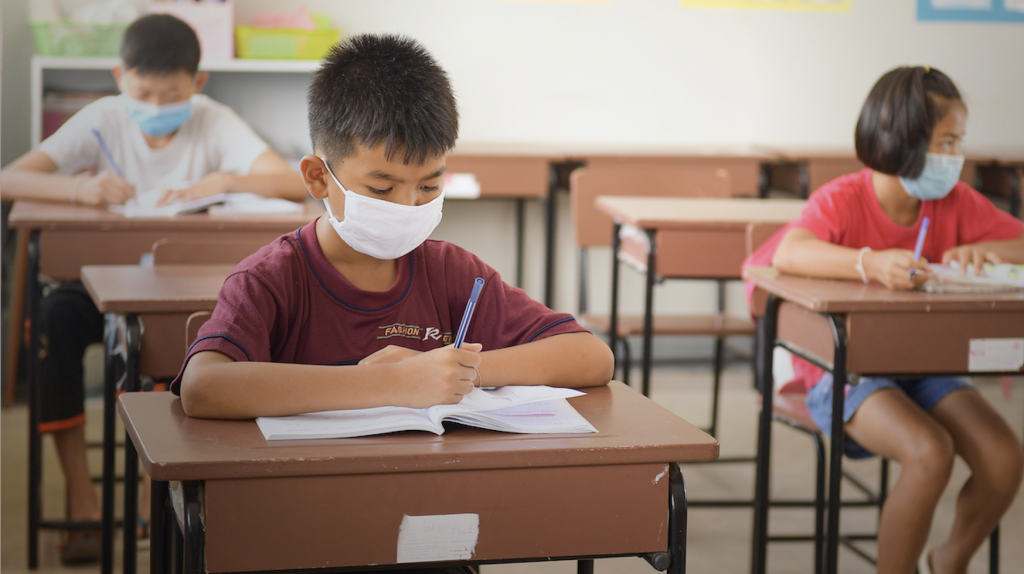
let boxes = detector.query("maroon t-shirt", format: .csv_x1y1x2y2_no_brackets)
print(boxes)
170,220,588,394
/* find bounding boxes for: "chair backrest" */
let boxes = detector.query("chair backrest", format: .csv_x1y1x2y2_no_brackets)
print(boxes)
746,222,789,259
151,237,271,266
186,311,212,349
570,158,733,249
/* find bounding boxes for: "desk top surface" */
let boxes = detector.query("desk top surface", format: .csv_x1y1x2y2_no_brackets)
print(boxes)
80,264,233,314
595,196,806,229
119,382,719,482
8,200,321,232
746,266,1024,313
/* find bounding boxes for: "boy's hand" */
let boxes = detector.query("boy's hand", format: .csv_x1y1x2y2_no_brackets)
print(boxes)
78,171,135,206
157,172,231,206
864,248,930,291
388,343,483,408
941,245,1003,276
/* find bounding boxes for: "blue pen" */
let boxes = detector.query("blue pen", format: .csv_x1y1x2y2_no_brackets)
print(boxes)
453,277,485,349
910,216,930,277
91,128,125,178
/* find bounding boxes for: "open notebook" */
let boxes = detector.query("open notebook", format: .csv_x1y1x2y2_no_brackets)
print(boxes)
255,385,598,440
110,189,304,217
923,262,1024,293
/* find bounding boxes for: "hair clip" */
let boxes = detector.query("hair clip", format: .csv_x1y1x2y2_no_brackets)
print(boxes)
924,65,931,74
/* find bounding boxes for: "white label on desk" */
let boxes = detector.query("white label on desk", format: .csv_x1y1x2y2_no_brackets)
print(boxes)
969,338,1024,372
443,173,481,199
396,513,479,563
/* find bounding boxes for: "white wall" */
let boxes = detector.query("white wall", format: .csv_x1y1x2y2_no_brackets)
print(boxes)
3,0,1022,318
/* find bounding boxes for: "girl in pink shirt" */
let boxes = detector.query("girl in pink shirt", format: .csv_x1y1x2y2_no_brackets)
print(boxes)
750,67,1024,574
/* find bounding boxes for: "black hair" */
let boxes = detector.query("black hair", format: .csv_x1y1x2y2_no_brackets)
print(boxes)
855,66,964,179
120,14,201,76
307,34,459,166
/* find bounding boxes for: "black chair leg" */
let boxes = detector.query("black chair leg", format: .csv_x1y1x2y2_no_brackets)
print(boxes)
619,337,632,389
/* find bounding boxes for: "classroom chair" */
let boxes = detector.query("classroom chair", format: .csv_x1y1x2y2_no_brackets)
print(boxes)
151,236,273,266
570,157,755,437
970,162,1021,219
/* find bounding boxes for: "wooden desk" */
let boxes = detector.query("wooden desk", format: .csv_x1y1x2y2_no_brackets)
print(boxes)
446,153,557,293
594,197,806,395
118,382,719,574
745,267,1024,574
8,199,315,574
81,264,232,574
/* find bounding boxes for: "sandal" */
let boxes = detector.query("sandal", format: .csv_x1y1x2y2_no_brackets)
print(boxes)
59,526,102,566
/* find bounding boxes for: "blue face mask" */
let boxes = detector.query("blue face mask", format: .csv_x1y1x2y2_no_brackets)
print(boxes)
123,95,194,137
899,153,965,201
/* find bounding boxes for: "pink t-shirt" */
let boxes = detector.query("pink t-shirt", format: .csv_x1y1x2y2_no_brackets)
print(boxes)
170,220,588,394
743,169,1024,391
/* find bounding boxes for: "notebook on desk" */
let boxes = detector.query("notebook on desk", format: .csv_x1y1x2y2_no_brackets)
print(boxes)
923,262,1024,293
110,190,304,217
255,385,598,440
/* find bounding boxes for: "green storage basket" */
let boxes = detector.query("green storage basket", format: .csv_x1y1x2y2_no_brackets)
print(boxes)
235,21,340,60
31,20,128,57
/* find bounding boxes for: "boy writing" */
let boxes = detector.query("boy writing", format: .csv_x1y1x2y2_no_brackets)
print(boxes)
173,34,613,429
0,14,304,564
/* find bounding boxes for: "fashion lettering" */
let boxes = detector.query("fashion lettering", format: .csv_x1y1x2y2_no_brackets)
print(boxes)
378,324,423,339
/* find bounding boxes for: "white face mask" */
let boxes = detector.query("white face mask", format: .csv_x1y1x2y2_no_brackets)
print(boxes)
320,158,444,260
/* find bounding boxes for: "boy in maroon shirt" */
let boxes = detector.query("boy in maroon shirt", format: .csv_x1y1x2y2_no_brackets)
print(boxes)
172,34,612,420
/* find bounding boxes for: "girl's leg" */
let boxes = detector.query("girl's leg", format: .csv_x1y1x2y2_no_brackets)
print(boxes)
52,423,101,521
927,389,1024,574
844,388,956,574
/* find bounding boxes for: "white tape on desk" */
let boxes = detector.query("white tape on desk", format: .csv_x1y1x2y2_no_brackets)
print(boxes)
969,338,1024,372
396,513,479,563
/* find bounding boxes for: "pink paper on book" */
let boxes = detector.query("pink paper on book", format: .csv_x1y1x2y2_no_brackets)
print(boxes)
251,7,317,31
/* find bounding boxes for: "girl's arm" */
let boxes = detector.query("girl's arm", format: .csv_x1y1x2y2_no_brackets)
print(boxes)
941,231,1024,274
773,227,930,291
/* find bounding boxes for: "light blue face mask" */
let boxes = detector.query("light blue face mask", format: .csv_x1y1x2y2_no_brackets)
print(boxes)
899,152,965,201
123,95,194,137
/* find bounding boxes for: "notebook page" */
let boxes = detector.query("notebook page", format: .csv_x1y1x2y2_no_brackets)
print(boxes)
256,405,439,440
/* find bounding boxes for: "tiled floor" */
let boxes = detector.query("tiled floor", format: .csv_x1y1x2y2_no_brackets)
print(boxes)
2,366,1022,573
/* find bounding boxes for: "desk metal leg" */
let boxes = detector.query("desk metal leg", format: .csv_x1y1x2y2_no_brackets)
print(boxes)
824,314,848,574
26,229,41,569
641,229,657,397
543,164,558,309
668,462,688,574
751,294,780,574
515,198,525,289
609,222,622,381
151,481,170,574
102,314,120,574
577,559,594,574
123,314,141,574
182,482,204,574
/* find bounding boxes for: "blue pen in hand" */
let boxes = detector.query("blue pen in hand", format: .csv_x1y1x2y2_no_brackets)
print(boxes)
91,128,125,179
910,216,930,278
453,277,485,349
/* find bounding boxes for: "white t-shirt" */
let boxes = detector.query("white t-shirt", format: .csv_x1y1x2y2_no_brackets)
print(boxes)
39,94,269,192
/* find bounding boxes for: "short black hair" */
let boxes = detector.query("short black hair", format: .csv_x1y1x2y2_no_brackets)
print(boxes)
855,66,964,179
121,14,201,76
307,34,459,166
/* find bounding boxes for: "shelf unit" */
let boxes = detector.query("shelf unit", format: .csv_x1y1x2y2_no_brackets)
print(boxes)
30,55,320,145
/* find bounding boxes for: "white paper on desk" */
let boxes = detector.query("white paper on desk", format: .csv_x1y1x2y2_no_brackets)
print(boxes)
109,186,228,217
207,192,304,214
443,173,481,199
396,513,479,563
969,338,1024,372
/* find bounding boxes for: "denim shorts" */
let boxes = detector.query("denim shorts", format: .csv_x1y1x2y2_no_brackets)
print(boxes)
806,373,975,459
